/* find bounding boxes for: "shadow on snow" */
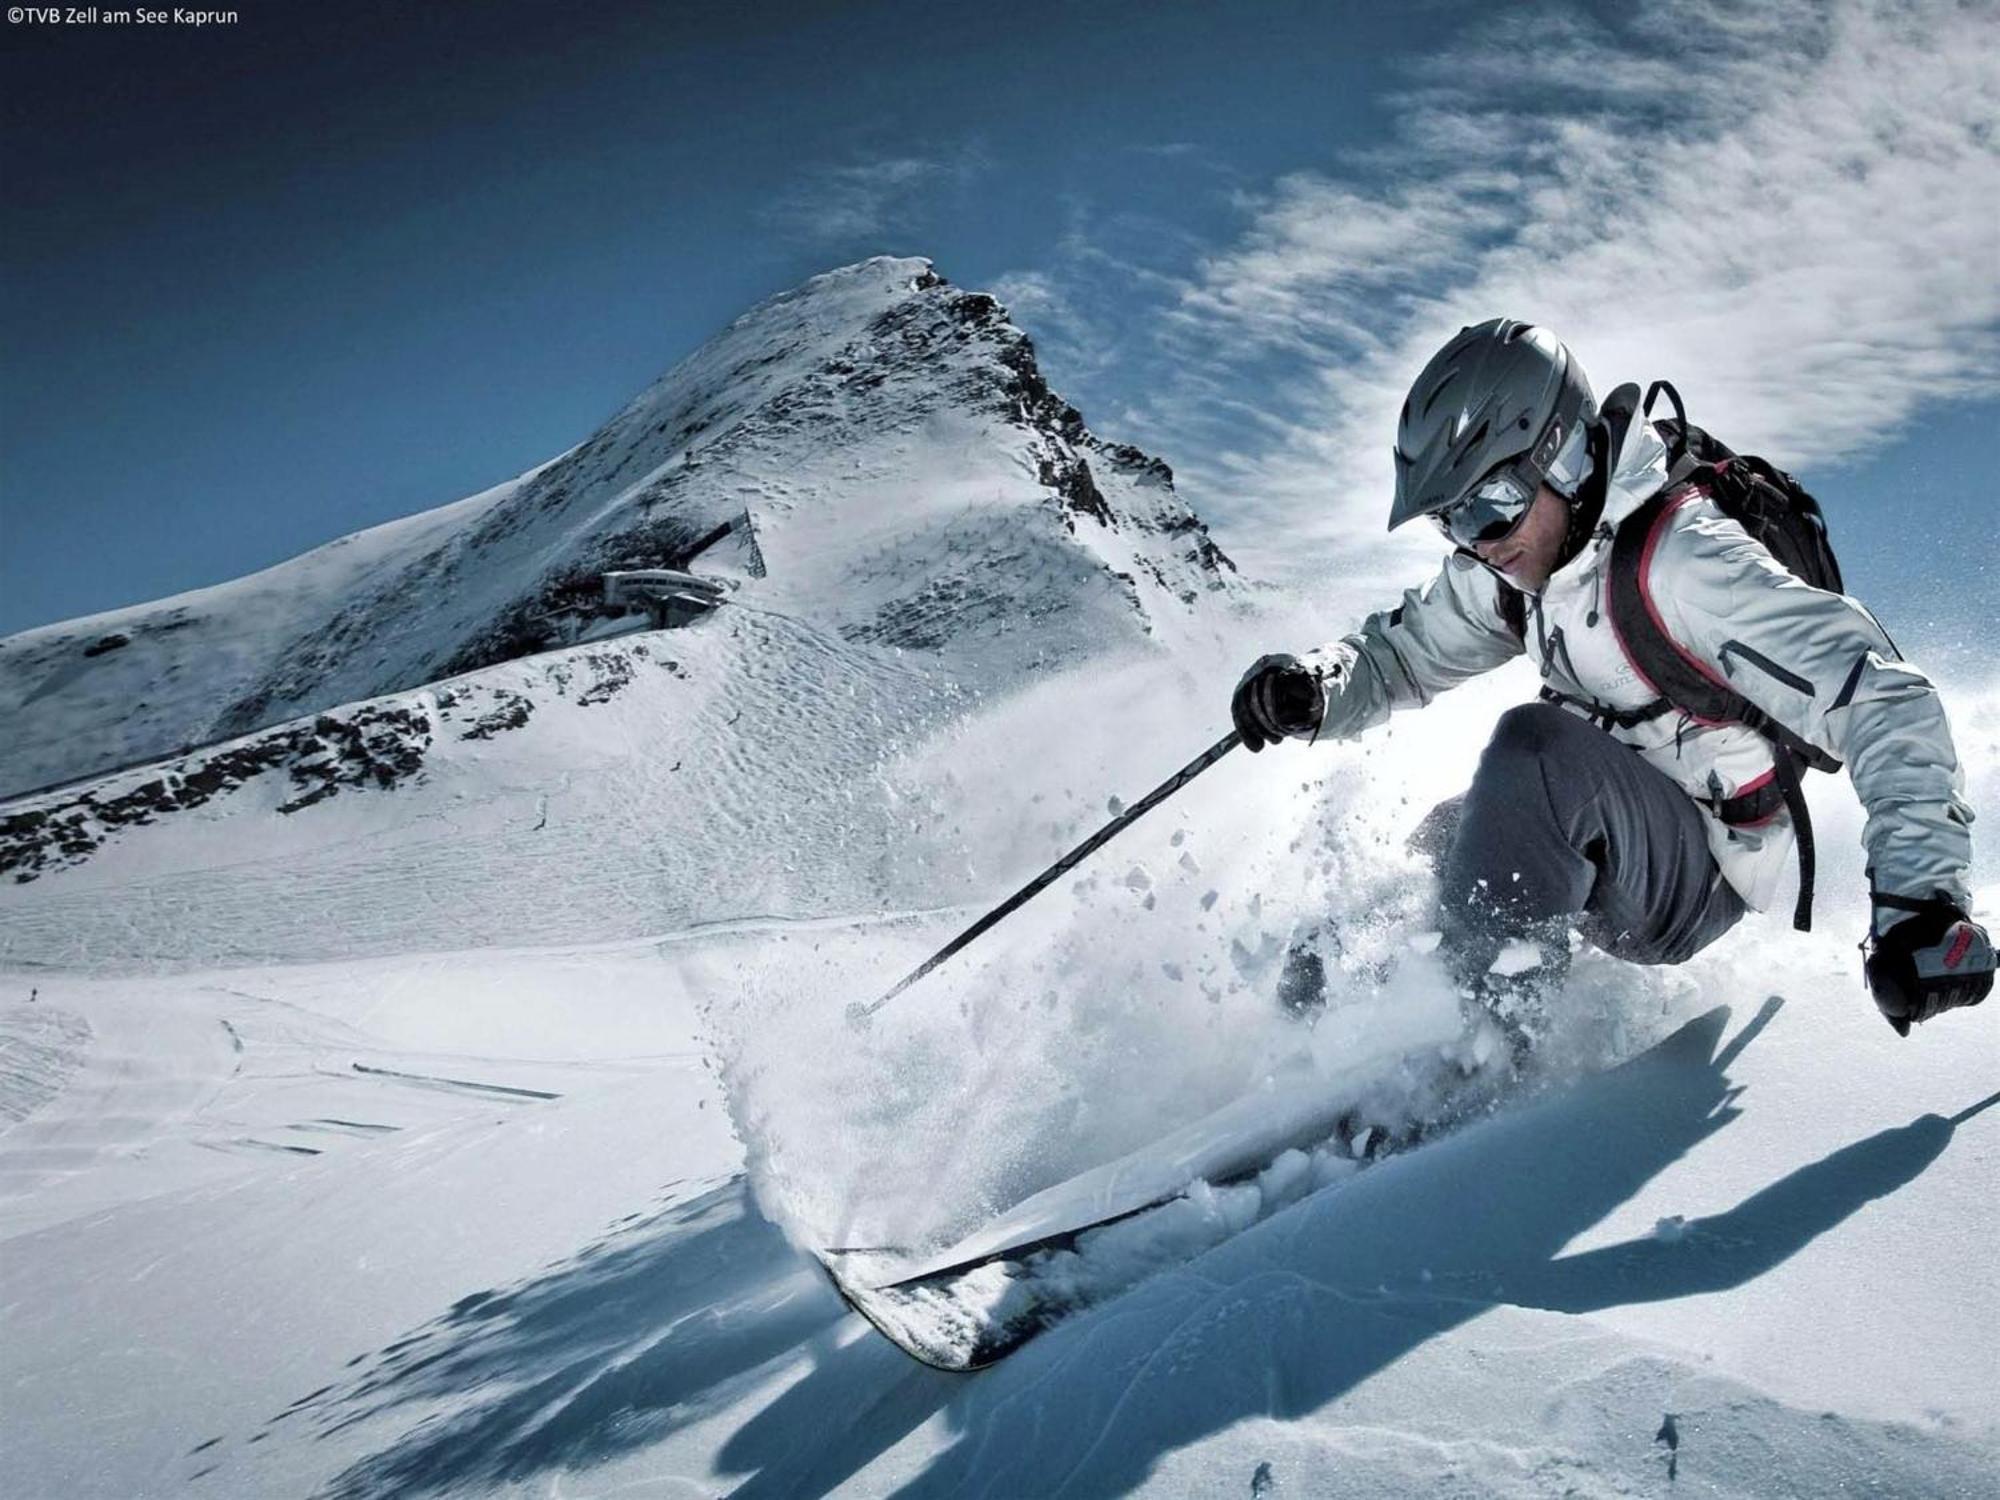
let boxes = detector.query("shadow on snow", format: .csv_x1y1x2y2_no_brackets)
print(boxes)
294,1175,850,1497
299,1001,1990,1498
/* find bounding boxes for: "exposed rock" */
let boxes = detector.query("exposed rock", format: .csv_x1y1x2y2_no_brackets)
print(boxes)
3,701,435,883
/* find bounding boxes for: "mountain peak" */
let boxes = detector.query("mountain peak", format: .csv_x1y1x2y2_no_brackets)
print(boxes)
0,259,1233,801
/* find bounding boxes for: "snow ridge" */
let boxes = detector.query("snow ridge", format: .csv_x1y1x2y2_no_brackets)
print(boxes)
0,256,1234,801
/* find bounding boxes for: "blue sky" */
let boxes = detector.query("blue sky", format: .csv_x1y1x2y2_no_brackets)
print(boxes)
2,0,1995,653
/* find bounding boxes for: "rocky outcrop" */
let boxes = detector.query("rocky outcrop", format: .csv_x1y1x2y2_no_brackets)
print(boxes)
2,641,680,884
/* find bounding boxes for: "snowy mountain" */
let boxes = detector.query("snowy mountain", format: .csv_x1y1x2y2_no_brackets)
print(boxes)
0,256,1233,803
0,258,1239,966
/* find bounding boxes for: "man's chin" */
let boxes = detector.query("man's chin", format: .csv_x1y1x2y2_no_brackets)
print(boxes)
1485,556,1543,593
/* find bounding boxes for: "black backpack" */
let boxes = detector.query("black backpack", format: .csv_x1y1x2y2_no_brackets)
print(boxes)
1605,380,1847,931
1636,380,1843,597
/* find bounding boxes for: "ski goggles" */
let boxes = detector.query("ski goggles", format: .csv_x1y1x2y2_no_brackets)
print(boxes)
1431,421,1591,550
1432,466,1536,549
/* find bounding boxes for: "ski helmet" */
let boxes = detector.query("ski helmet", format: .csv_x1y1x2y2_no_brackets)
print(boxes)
1389,319,1596,536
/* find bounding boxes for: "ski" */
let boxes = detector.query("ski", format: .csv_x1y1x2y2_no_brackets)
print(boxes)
817,1031,1519,1370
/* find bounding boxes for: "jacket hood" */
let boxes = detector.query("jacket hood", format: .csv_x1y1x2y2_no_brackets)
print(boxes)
1597,383,1672,529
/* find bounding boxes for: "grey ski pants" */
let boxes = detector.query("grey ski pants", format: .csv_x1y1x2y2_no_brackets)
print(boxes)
1430,702,1748,979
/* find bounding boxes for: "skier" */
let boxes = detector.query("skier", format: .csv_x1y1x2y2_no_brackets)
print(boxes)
1232,319,1992,1044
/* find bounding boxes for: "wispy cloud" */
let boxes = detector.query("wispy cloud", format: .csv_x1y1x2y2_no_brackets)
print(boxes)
1117,0,2000,592
761,152,979,246
989,199,1206,387
989,269,1103,366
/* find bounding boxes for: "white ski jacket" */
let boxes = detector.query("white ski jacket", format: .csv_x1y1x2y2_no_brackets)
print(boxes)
1306,393,1974,924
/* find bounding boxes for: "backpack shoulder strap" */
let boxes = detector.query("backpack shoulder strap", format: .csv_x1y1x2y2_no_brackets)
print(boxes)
1606,481,1831,932
1606,483,1738,726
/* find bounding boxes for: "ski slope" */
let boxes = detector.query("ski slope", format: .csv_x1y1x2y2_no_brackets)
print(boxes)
3,656,1995,1498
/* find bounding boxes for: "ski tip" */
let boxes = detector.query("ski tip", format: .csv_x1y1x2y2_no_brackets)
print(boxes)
822,1263,1022,1373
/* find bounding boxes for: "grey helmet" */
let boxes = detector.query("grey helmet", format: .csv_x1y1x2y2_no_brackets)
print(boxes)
1388,319,1596,532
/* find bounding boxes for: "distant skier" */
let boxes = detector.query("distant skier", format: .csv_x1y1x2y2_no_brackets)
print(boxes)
1232,319,1991,1043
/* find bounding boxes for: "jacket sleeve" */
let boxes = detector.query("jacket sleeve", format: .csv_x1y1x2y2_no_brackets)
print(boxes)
1302,551,1525,741
1652,506,1974,915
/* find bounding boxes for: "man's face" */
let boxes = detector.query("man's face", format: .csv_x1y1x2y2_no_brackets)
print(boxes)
1472,484,1569,594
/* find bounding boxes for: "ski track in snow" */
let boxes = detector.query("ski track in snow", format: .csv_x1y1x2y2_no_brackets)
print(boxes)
0,999,93,1127
0,608,962,971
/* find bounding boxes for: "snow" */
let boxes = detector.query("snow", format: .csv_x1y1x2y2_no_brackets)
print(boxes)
1489,939,1545,977
5,921,1993,1496
6,653,1992,1497
2,258,1996,1497
0,256,1231,803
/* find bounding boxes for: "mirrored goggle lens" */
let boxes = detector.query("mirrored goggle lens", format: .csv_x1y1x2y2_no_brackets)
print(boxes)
1435,470,1533,548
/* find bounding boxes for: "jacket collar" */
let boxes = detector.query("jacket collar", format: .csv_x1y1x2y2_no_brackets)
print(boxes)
1545,382,1670,589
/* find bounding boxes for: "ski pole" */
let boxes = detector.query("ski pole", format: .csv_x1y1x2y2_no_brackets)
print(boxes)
849,730,1243,1026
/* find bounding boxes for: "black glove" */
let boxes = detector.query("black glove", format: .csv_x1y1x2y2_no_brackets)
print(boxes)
1864,899,1994,1036
1231,653,1324,753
